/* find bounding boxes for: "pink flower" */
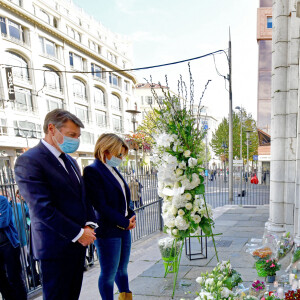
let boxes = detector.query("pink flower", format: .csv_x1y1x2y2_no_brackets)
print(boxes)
270,263,275,268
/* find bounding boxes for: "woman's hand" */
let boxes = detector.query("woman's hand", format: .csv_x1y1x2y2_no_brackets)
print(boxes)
126,215,136,230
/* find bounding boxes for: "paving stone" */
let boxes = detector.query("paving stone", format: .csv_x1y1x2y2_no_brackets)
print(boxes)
216,213,253,221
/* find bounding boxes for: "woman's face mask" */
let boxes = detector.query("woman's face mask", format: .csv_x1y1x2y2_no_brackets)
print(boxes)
106,156,122,168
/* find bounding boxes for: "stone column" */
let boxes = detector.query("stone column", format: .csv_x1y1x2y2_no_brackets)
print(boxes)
268,0,289,233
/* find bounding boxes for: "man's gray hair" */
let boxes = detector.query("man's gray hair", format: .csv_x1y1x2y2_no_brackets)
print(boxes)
43,109,84,134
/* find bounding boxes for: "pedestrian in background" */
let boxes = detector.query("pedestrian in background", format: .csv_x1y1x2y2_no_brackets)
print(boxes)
0,194,27,300
15,109,97,300
84,133,136,300
128,178,143,209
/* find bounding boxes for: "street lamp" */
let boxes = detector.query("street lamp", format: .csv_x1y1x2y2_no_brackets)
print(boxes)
15,128,36,149
235,106,243,203
221,141,228,182
245,130,252,179
126,109,141,175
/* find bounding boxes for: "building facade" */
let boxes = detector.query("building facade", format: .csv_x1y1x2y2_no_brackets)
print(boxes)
267,0,300,240
0,0,136,169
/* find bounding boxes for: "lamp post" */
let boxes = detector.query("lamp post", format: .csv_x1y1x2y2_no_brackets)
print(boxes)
245,130,252,180
235,106,243,203
15,128,36,149
126,109,141,174
221,141,228,182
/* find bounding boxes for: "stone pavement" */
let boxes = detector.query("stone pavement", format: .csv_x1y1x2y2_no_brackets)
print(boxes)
30,204,269,300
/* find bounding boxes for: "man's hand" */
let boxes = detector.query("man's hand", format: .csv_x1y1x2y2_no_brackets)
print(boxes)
126,216,136,230
78,226,96,246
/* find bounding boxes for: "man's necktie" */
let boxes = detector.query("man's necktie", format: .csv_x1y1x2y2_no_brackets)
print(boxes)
59,153,80,190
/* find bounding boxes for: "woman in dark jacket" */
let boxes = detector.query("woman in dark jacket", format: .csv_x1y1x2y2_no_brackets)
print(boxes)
83,133,136,300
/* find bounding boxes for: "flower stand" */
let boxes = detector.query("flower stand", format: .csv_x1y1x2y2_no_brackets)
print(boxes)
185,232,207,260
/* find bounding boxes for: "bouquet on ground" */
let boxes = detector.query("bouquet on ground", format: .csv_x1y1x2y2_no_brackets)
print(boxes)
284,289,300,299
195,260,242,300
262,259,281,276
277,232,293,260
158,237,182,258
249,280,265,297
261,295,280,300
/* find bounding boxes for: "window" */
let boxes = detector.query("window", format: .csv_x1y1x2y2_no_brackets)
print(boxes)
69,52,83,71
40,37,56,57
73,78,86,100
36,9,50,24
46,96,63,112
0,119,7,136
89,40,98,52
81,131,94,144
124,81,130,93
7,52,29,81
14,120,42,138
112,115,122,132
8,19,23,40
145,96,152,105
14,87,34,112
94,87,105,106
91,63,104,80
75,105,89,123
109,73,120,87
267,17,272,29
66,26,81,42
107,51,117,64
0,17,7,35
111,94,121,111
44,67,61,92
95,111,106,127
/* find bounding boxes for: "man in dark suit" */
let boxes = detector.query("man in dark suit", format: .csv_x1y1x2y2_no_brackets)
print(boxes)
14,109,97,300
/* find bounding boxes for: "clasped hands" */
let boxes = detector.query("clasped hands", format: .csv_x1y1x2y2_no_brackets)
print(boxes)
78,226,96,247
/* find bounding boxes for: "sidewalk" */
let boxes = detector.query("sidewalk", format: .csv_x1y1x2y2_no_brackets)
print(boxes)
31,204,269,300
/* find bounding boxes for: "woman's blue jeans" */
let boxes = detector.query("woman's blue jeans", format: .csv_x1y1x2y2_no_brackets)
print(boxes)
94,231,131,300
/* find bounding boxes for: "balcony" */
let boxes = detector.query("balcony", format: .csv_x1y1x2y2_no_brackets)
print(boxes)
46,84,63,95
73,92,88,103
2,33,30,49
93,75,106,85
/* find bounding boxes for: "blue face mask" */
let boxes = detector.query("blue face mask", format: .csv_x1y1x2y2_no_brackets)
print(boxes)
106,156,122,168
55,129,80,153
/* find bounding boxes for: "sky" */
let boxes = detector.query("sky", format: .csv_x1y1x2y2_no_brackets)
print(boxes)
73,0,259,122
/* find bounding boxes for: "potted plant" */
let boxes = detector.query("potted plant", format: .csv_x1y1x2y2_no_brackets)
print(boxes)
158,237,181,275
284,289,300,299
262,259,280,283
250,280,266,297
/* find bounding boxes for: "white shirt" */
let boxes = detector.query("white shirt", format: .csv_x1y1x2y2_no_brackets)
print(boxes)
41,139,98,242
103,163,128,217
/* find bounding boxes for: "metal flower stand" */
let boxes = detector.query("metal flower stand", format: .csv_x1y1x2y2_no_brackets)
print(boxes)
185,231,207,260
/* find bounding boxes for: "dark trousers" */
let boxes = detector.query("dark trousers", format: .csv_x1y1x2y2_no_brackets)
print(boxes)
39,247,86,300
0,243,27,300
94,231,131,300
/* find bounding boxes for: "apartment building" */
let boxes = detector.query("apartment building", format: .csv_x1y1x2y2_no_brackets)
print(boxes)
0,0,136,169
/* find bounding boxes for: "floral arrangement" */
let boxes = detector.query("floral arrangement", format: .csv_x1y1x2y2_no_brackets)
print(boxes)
285,289,300,299
125,132,152,152
158,237,181,258
195,260,242,299
292,246,300,264
261,295,280,300
277,232,293,260
252,247,273,260
250,280,265,293
261,259,280,276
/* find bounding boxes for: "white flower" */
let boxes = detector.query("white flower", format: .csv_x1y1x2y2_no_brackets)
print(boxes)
205,278,214,286
172,145,178,152
178,209,185,216
183,150,191,157
196,276,204,284
185,193,192,200
171,206,178,216
172,229,178,235
193,215,201,223
174,216,189,230
179,161,186,169
175,168,183,176
220,287,231,298
188,157,198,168
185,203,193,210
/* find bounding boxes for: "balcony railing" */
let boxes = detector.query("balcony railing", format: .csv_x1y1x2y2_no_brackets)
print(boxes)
46,84,63,94
93,75,106,84
73,92,88,102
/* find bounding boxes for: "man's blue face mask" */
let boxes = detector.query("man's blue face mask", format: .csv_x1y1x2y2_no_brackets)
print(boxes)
54,128,80,153
106,156,122,168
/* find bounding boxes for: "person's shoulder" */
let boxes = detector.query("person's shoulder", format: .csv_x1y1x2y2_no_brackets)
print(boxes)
16,142,43,162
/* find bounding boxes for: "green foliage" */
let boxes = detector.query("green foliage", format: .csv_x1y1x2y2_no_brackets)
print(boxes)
210,109,258,161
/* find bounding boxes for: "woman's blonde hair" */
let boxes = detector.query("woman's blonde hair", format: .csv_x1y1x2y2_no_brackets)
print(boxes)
94,133,129,162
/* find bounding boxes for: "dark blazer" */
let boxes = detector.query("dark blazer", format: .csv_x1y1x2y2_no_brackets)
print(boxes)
83,159,135,238
14,141,96,259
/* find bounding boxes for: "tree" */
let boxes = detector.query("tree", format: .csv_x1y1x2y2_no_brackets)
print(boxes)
210,109,258,163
